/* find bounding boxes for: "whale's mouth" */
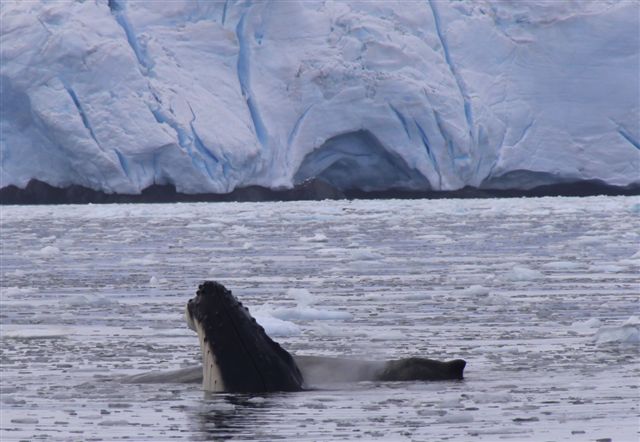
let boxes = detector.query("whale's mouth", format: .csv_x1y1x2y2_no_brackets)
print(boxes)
185,281,304,393
185,305,197,332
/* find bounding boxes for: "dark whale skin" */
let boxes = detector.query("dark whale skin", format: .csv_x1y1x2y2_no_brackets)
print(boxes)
377,357,466,381
186,281,303,393
186,281,466,392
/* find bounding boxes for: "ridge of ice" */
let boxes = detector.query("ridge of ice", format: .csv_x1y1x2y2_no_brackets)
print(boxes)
594,324,640,345
1,1,638,193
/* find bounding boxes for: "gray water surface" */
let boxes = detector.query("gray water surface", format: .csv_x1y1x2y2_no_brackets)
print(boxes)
1,197,638,441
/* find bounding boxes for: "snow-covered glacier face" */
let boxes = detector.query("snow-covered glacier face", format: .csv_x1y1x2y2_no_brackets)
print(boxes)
1,0,638,194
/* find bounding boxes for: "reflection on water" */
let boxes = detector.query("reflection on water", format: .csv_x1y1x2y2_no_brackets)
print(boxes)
192,394,284,440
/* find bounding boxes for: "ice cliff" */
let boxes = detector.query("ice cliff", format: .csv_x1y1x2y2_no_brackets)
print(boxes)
1,0,639,195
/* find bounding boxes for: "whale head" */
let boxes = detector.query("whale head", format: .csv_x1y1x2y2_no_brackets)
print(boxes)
185,281,304,393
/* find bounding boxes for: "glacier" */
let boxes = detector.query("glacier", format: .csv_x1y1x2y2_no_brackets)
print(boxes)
1,0,639,195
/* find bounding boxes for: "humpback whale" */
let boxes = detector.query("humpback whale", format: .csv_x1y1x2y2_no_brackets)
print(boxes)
185,281,304,392
179,281,466,393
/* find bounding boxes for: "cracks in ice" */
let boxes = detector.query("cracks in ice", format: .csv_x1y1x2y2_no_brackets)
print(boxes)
108,0,153,73
287,104,313,148
108,0,224,185
388,104,411,140
114,149,131,178
187,102,222,180
147,94,220,181
414,118,442,188
65,86,98,147
33,84,111,184
611,121,640,151
485,119,534,181
221,0,229,26
433,110,469,163
107,0,162,183
428,0,474,142
236,12,268,148
513,119,534,148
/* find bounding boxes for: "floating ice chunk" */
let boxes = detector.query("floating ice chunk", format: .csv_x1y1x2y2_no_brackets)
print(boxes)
1,396,26,405
205,402,237,413
350,248,382,260
122,254,158,265
370,329,406,341
61,295,117,307
2,325,70,339
624,316,640,326
503,266,543,282
287,288,313,308
457,285,490,297
253,314,301,337
230,225,252,235
149,276,159,286
271,307,352,321
1,286,36,296
271,306,352,321
271,287,352,321
588,264,625,273
472,392,514,404
571,318,602,329
438,396,462,408
317,247,346,256
594,324,639,345
437,412,474,424
541,261,581,270
300,233,328,243
574,236,605,246
33,245,61,256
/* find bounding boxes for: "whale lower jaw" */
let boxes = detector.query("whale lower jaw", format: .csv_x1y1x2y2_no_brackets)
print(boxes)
193,317,225,392
185,305,224,391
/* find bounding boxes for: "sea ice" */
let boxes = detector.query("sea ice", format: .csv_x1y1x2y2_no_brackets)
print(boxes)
503,266,543,282
594,324,639,345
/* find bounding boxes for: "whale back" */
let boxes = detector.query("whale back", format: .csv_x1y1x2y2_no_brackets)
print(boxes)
377,357,466,381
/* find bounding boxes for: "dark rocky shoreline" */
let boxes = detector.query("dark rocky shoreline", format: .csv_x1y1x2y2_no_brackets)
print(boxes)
1,178,638,205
